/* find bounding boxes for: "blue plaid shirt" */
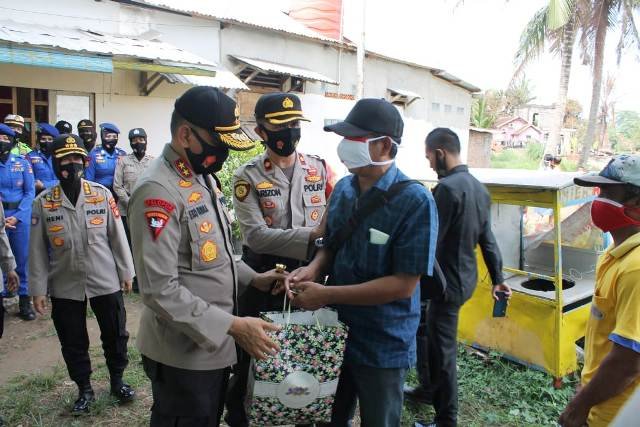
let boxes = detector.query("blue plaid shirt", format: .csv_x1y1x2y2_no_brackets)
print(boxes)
326,163,438,368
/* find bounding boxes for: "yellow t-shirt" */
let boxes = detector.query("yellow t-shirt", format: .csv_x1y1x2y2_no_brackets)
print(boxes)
582,232,640,426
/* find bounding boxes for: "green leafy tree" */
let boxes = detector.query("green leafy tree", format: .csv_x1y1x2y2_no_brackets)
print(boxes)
471,97,497,128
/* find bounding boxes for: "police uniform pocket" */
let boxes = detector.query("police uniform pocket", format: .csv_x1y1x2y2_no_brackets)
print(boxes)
187,220,222,271
86,213,108,244
303,194,326,227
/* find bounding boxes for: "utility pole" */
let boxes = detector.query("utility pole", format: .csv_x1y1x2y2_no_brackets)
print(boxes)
356,0,366,99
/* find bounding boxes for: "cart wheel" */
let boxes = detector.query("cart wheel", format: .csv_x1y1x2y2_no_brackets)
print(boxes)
553,377,563,389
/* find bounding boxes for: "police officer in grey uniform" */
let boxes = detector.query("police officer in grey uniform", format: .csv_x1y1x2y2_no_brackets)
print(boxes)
0,201,19,339
128,86,286,427
113,127,154,293
226,92,334,427
29,134,136,415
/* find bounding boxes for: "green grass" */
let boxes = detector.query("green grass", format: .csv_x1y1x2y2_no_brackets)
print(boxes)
491,148,542,170
0,344,578,426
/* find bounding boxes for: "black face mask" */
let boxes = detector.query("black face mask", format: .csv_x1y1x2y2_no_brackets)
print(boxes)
185,128,229,175
80,132,96,150
261,127,300,157
435,151,448,179
102,139,117,152
39,139,54,156
0,139,14,157
56,162,85,187
131,142,147,158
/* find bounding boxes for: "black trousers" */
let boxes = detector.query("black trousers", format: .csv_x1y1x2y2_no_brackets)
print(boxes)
0,296,4,339
50,291,129,386
142,355,229,427
415,301,433,390
424,299,461,427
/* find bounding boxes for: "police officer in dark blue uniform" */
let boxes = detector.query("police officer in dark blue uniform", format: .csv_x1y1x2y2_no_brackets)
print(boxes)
27,123,60,194
0,124,35,320
85,123,126,194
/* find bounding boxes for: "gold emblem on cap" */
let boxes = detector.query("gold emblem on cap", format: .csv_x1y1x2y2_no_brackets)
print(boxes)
65,136,75,144
282,97,294,109
234,106,240,118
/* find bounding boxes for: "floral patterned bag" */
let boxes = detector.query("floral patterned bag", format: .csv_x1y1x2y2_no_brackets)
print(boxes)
246,307,348,426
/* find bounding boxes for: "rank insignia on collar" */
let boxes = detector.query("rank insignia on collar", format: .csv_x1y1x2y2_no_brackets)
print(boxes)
188,192,203,204
145,211,169,241
174,159,193,179
200,240,217,262
256,181,274,190
199,221,213,233
234,180,250,202
83,181,92,195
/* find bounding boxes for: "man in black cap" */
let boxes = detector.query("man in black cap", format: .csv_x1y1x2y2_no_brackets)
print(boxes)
30,134,136,415
77,120,98,153
113,128,153,273
226,92,335,427
55,120,73,136
286,98,439,426
128,86,288,426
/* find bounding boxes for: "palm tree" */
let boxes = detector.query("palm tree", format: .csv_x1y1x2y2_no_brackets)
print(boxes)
515,1,640,166
597,73,616,151
577,0,640,168
513,0,580,157
471,97,496,128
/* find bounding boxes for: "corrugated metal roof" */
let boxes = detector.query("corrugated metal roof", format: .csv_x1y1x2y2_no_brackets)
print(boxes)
162,67,248,90
133,0,341,44
0,19,216,68
230,55,338,85
388,87,422,99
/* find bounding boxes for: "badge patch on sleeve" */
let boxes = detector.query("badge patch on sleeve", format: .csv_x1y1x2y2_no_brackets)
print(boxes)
145,211,170,241
144,199,176,213
200,240,217,262
234,180,250,202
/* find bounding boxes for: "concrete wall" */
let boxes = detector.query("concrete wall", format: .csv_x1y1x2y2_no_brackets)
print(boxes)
220,25,472,179
0,63,189,156
468,130,492,168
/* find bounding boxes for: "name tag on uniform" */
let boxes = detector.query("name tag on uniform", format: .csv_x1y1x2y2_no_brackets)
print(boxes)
369,228,389,245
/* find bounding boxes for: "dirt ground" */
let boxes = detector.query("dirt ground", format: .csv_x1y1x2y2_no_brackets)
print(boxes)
0,295,142,385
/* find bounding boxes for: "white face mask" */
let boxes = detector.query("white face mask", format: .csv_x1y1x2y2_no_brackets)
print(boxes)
337,136,396,169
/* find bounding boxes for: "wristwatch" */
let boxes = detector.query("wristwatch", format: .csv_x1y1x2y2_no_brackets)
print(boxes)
314,237,325,248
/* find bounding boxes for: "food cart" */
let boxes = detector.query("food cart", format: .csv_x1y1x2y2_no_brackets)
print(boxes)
425,169,605,384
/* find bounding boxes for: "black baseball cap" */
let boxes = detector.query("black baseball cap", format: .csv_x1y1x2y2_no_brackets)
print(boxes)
55,120,73,135
174,86,256,151
51,134,88,159
128,128,147,140
255,93,310,125
324,98,404,143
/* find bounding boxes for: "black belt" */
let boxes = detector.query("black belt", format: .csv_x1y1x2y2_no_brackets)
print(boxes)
2,202,20,210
